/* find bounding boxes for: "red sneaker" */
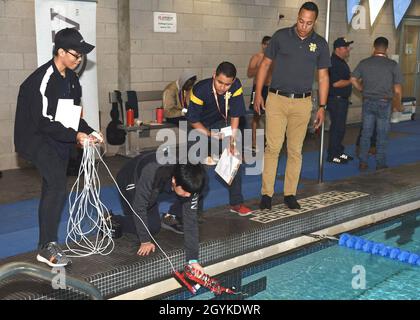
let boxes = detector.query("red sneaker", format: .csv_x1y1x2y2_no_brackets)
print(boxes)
230,204,253,216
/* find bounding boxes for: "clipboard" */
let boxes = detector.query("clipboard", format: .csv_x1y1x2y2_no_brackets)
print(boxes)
214,148,241,185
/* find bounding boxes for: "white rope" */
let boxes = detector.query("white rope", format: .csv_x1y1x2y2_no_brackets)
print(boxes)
66,140,177,273
66,140,114,257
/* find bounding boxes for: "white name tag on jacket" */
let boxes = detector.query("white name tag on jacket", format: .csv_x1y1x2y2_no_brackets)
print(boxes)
220,126,232,137
55,99,81,131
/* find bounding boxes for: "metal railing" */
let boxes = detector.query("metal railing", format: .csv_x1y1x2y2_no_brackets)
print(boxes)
0,262,103,300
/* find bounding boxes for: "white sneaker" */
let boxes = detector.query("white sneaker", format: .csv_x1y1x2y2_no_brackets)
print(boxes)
36,242,72,267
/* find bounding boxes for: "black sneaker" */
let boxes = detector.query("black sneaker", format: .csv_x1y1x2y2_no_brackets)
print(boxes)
259,195,272,210
161,214,184,235
36,242,72,267
327,157,348,164
339,153,354,161
284,195,301,209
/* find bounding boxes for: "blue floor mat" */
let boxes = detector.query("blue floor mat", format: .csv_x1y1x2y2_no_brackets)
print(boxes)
301,133,420,181
0,220,76,258
390,121,420,135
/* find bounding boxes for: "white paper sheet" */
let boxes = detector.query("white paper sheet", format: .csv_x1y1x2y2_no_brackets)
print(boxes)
220,126,232,137
55,99,81,130
215,148,241,185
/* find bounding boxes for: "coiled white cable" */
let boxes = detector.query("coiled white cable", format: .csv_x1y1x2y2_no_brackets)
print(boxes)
66,140,177,273
66,140,114,257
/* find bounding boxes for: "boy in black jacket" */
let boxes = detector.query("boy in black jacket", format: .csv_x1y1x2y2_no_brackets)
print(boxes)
14,28,101,267
116,152,206,272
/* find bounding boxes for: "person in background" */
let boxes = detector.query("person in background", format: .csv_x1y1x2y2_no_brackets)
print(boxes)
254,2,330,210
247,35,272,155
351,36,403,171
14,28,101,267
326,37,354,165
163,71,197,126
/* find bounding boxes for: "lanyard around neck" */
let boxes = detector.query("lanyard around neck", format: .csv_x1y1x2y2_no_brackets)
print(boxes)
212,82,230,126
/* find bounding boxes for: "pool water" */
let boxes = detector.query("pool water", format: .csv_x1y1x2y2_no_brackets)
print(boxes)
186,210,420,300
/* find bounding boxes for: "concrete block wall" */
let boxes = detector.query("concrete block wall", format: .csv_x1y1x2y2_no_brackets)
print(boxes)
0,0,36,170
0,0,118,170
128,0,329,123
96,0,119,134
1,0,419,169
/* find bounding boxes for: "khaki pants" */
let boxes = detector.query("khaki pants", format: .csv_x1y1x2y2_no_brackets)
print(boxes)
262,93,312,197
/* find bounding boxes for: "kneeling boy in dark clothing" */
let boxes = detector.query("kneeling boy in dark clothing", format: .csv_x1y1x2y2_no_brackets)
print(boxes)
116,151,206,272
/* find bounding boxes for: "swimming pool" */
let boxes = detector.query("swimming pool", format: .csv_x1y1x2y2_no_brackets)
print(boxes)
165,209,420,300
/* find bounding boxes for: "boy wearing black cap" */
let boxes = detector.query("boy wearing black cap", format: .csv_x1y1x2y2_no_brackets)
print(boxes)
327,37,354,164
14,28,100,267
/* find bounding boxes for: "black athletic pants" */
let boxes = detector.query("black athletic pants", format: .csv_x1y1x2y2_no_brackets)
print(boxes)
31,143,69,248
117,199,183,236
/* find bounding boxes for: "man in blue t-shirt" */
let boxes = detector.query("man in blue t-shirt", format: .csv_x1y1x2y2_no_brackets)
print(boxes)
186,61,252,217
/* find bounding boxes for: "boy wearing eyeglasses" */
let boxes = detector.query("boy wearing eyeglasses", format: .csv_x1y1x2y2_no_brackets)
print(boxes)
14,28,102,267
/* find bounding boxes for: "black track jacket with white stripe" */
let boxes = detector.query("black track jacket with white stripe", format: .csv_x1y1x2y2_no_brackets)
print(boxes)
14,59,93,160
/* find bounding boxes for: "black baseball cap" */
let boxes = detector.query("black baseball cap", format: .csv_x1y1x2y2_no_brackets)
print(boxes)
333,37,354,49
54,28,95,54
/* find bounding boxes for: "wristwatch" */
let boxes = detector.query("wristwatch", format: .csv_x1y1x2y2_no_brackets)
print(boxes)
319,104,327,110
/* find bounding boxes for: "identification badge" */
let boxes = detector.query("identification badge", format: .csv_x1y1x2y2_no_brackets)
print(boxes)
220,126,232,137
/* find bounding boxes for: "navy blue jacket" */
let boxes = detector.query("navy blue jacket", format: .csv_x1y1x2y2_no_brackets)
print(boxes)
14,59,93,160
